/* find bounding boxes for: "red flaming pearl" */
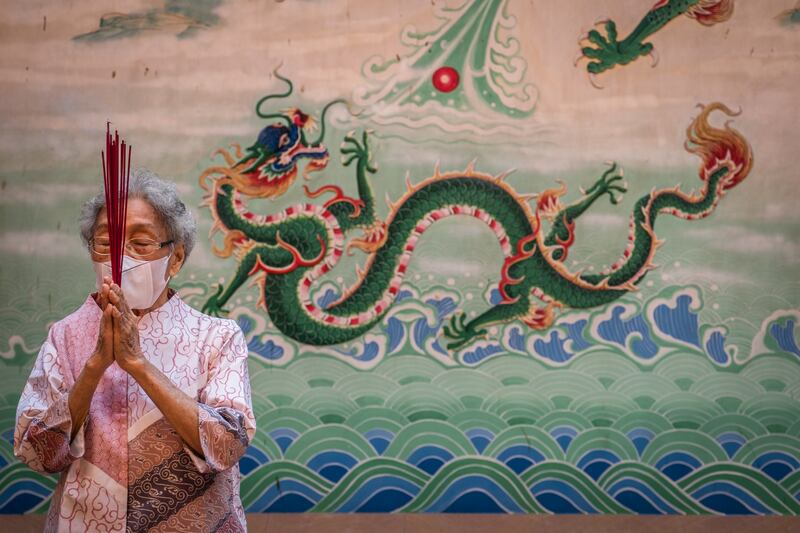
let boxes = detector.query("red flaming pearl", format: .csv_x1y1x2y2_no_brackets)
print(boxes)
432,66,460,93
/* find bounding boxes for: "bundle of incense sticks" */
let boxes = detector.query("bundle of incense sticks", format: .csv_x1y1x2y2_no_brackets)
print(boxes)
101,122,132,285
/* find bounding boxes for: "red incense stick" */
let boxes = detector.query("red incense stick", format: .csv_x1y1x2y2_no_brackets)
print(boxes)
101,122,132,285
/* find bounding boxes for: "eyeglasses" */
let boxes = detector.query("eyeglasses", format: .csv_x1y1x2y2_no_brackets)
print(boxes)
89,238,174,259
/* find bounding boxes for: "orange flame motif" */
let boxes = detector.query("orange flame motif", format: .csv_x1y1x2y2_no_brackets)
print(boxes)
347,221,388,255
498,234,536,303
303,183,364,218
249,233,327,276
687,0,734,26
521,303,556,330
685,102,753,190
536,181,568,222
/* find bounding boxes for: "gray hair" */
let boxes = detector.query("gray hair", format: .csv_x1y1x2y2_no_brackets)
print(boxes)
79,168,197,259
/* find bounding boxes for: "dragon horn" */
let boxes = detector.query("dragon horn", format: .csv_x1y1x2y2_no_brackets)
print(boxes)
310,98,348,146
255,64,294,120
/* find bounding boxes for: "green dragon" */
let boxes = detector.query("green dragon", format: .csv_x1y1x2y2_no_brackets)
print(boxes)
200,95,751,351
577,0,734,86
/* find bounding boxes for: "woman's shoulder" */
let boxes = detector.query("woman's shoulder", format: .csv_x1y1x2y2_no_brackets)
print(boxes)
44,294,102,348
51,294,101,331
173,294,244,339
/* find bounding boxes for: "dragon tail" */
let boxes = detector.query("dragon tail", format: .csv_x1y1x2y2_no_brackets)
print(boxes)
583,102,752,290
685,102,752,190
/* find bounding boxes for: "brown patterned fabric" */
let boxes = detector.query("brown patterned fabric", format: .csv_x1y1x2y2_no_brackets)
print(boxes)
126,418,235,532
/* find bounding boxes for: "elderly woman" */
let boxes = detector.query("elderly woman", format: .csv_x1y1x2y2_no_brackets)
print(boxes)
14,169,256,532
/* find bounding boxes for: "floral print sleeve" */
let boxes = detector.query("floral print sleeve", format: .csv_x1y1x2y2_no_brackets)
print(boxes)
186,321,256,473
14,331,85,474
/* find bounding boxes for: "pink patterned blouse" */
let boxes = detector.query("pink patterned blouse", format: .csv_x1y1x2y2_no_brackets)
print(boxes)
14,293,256,532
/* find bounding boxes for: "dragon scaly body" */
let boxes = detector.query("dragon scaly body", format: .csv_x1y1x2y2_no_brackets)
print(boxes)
200,101,751,351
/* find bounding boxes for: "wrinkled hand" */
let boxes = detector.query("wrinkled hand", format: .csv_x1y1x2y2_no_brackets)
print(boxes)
90,276,116,373
107,282,146,374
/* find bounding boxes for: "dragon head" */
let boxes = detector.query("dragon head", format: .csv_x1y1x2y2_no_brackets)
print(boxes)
226,118,330,199
685,102,753,191
200,74,348,200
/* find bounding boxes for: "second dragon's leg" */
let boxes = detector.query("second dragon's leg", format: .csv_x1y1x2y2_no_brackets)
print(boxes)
544,163,627,261
443,298,531,351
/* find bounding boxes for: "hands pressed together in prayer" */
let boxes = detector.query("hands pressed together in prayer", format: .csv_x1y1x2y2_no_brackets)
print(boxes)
92,275,146,374
77,275,205,455
72,276,154,441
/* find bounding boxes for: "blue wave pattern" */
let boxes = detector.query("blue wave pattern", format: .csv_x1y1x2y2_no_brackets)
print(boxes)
235,283,799,370
232,342,800,515
1,284,799,515
495,286,796,368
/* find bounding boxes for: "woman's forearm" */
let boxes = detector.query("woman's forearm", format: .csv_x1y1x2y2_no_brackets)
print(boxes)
127,359,203,456
67,357,106,440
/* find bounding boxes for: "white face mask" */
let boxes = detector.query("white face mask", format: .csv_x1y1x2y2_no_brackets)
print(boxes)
93,253,172,310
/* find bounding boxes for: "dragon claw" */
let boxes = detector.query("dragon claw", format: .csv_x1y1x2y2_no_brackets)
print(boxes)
585,163,627,204
578,17,656,83
587,72,604,90
601,162,618,177
442,313,485,350
648,47,660,67
586,29,607,48
339,130,377,174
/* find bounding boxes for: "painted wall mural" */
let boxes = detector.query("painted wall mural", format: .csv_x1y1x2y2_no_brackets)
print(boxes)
1,0,799,517
73,1,224,41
